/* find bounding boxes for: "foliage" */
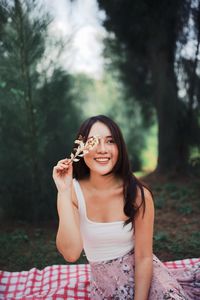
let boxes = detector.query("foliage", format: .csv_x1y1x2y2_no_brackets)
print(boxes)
0,0,82,222
98,0,200,172
77,71,153,170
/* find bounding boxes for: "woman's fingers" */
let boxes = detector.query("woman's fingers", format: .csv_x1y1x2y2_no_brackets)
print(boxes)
52,159,73,177
57,163,69,168
58,158,71,164
53,159,72,174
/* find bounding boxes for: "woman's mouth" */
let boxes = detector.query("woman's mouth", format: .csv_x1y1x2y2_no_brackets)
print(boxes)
94,157,110,164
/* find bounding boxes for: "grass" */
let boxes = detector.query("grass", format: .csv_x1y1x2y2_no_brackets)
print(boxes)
149,174,200,261
0,223,87,271
0,173,199,271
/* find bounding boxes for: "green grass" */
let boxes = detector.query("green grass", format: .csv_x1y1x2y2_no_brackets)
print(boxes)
154,230,200,260
152,177,200,261
0,226,87,271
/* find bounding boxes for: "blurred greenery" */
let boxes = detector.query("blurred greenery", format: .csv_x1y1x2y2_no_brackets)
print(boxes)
98,0,200,172
78,71,157,171
0,0,82,222
0,0,159,222
0,226,87,271
154,230,200,260
152,177,200,261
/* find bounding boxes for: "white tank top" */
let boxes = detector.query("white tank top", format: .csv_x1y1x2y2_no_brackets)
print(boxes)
73,178,134,262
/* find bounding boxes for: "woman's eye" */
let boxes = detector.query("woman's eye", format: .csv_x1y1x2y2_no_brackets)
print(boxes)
107,139,115,144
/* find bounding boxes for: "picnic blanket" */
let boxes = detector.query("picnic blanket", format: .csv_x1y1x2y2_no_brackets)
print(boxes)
1,258,200,300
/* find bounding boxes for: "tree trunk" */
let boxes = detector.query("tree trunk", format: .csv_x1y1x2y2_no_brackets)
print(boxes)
151,50,188,173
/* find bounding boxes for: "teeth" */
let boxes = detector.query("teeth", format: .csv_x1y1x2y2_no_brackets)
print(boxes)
95,158,109,162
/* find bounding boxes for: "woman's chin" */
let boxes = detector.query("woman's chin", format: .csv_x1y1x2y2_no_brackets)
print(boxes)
91,166,113,176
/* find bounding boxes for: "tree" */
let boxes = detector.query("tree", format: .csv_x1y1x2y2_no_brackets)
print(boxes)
0,0,81,222
98,0,200,173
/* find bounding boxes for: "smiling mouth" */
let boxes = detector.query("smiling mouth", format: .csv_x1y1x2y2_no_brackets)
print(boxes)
94,158,110,162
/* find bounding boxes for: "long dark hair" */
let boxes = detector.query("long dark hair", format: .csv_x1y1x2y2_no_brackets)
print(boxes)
73,115,151,226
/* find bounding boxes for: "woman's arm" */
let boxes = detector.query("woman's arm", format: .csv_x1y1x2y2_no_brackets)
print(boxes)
56,187,83,262
134,187,154,300
53,159,83,262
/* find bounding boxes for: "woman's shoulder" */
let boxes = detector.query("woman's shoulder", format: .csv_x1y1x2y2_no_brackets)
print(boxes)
73,177,88,185
72,178,89,205
135,184,154,212
136,183,153,199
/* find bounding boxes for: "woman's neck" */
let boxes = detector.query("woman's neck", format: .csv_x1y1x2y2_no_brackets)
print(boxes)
88,172,121,191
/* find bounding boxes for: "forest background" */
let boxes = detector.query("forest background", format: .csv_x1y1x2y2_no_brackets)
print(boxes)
0,0,200,271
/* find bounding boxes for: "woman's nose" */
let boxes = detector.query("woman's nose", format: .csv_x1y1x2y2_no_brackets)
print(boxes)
97,139,107,153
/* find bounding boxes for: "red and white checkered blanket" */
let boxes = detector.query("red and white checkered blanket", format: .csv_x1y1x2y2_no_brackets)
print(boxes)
1,259,200,299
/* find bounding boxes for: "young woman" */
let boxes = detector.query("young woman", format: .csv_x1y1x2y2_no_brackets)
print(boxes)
53,115,199,299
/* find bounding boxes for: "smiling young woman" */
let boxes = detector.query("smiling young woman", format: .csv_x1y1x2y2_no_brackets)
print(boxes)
53,115,200,300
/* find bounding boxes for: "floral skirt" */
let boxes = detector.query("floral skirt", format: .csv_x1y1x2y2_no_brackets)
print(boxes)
89,250,200,299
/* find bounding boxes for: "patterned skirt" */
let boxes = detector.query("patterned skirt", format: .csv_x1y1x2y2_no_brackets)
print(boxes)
89,250,200,299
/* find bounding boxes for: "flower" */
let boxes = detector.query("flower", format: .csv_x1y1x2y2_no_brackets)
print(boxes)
69,135,99,163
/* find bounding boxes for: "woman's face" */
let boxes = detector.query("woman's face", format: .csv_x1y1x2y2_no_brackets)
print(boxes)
84,121,119,176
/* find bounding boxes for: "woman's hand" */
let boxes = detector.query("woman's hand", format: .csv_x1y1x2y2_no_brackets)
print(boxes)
52,159,73,192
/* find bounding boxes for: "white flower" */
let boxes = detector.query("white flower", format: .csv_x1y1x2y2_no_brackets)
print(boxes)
68,135,99,163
